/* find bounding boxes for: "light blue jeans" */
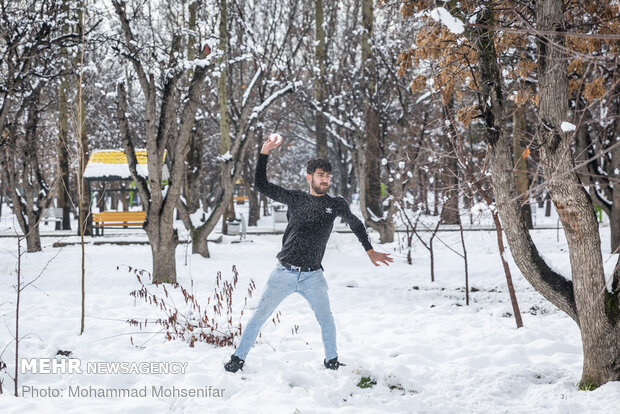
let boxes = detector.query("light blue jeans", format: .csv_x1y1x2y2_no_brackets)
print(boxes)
233,263,338,361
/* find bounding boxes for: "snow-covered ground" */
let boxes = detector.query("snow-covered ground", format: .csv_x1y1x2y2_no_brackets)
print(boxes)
1,204,619,413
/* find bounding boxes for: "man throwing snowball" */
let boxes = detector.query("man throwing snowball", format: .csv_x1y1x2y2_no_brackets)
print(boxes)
224,134,393,373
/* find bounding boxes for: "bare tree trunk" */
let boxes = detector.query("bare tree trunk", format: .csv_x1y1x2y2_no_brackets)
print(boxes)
184,0,202,217
490,209,523,328
222,198,235,234
147,225,178,284
467,0,618,387
76,1,91,237
0,180,3,219
121,183,130,211
248,191,260,226
191,227,210,257
360,0,393,243
75,0,88,335
513,104,533,229
458,219,469,306
24,221,41,253
414,220,441,282
432,173,439,216
470,0,576,320
218,0,233,236
575,81,620,254
610,102,620,251
314,0,327,158
334,141,351,201
1,86,53,253
419,169,430,214
611,186,620,252
261,194,269,217
440,98,460,225
534,0,618,387
246,147,260,226
57,0,71,231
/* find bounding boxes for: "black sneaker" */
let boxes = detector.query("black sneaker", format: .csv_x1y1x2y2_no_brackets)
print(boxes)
324,357,345,370
224,355,244,373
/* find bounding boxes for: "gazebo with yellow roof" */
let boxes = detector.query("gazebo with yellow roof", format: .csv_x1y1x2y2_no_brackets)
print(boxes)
84,149,169,235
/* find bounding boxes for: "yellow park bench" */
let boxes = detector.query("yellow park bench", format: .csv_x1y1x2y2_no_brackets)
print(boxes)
92,211,146,236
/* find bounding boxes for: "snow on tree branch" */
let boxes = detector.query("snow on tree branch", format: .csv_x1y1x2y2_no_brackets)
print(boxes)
429,7,465,34
242,65,264,107
309,100,356,132
249,83,294,120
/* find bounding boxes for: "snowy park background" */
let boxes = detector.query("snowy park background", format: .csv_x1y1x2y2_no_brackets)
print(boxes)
1,202,619,413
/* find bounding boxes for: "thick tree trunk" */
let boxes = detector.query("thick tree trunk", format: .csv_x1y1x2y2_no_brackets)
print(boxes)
56,107,71,226
148,231,178,284
440,162,460,224
184,3,202,218
535,0,619,387
261,194,269,217
120,184,129,211
361,0,381,226
221,198,235,234
25,220,42,253
365,108,382,219
192,176,235,258
471,0,619,387
333,141,351,202
610,94,620,251
248,190,259,226
377,221,395,243
245,131,261,227
611,190,620,252
2,87,51,254
185,130,202,212
468,2,579,318
513,104,533,229
145,210,179,284
360,0,393,243
191,227,210,257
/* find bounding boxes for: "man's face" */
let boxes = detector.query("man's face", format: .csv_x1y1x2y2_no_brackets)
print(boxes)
306,168,331,195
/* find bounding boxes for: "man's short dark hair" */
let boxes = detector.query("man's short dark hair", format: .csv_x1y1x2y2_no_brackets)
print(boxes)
307,158,332,175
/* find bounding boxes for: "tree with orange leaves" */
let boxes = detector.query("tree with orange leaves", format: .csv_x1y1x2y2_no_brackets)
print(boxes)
397,0,620,388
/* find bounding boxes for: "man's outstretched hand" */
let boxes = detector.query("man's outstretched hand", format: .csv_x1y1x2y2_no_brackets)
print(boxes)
366,249,394,267
260,134,284,155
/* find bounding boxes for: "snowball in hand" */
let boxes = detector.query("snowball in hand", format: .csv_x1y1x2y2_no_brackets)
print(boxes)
269,133,283,145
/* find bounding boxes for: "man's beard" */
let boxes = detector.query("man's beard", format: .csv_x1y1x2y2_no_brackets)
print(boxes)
311,180,329,195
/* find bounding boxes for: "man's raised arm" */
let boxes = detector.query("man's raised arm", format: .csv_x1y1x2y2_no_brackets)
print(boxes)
255,135,294,205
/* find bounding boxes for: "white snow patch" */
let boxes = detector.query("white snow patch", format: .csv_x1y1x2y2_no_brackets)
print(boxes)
561,122,576,132
429,7,465,34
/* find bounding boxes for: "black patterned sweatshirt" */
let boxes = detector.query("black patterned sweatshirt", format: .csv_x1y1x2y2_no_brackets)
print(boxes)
255,153,373,269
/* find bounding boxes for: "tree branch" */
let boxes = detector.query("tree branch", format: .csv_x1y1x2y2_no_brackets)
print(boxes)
116,81,150,210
